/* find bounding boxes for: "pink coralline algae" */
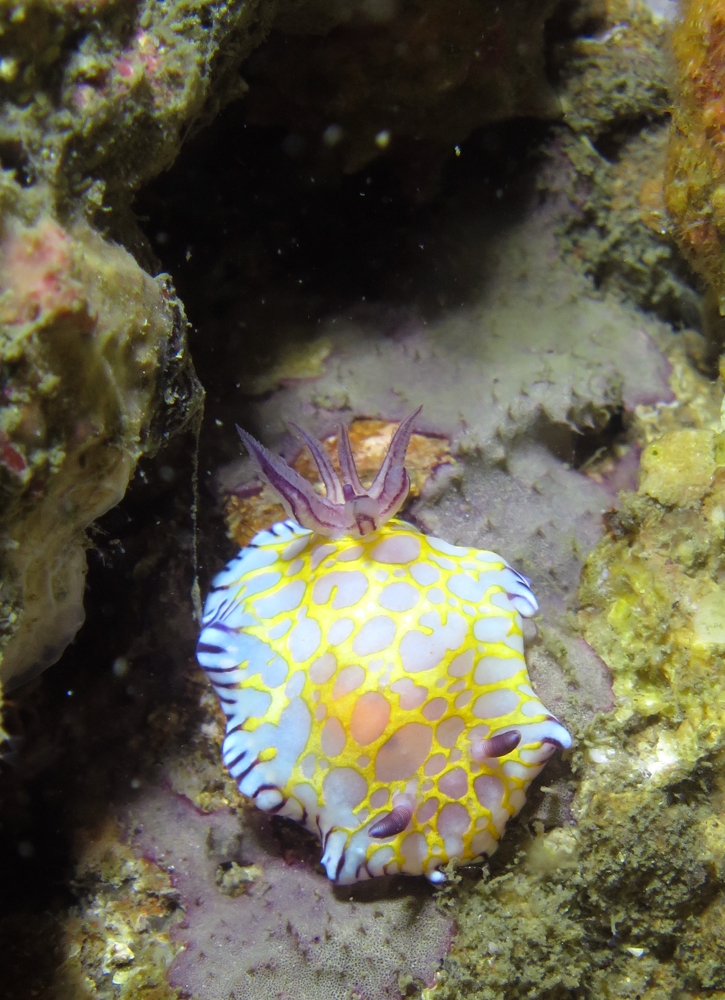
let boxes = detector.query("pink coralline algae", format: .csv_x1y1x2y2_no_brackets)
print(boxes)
112,31,170,104
0,220,88,328
0,431,26,475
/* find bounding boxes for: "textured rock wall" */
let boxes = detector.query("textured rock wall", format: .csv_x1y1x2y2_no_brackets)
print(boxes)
0,190,201,686
667,0,725,311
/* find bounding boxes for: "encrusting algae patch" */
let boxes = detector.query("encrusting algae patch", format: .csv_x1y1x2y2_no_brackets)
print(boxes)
580,421,725,754
667,0,725,312
56,820,181,1000
428,360,725,999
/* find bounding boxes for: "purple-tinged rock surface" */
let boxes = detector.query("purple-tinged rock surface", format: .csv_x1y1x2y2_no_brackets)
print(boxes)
129,784,453,1000
238,212,674,460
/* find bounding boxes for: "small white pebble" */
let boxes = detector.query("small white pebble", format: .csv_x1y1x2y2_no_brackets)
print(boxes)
108,941,134,966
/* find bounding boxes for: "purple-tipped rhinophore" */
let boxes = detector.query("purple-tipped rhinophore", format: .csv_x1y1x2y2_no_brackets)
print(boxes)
369,804,414,839
471,730,522,762
236,408,422,538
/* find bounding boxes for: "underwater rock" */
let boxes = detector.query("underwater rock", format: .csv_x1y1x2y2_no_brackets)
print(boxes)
130,784,453,1000
0,204,201,688
580,423,725,729
243,0,560,195
0,0,273,689
0,0,564,214
553,1,700,326
556,0,670,140
0,0,274,212
558,125,703,329
430,373,725,999
222,182,676,447
667,0,725,311
243,251,674,454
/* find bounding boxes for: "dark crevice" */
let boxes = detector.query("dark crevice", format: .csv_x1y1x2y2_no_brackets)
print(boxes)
572,408,626,469
0,141,35,188
590,113,671,164
525,406,627,470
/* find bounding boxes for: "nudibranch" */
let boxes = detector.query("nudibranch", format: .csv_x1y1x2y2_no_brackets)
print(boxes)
197,410,571,884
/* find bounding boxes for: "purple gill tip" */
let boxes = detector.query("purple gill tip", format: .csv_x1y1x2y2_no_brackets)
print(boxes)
236,409,421,539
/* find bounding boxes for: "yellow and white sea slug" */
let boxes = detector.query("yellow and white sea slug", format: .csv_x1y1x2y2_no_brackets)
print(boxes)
197,409,571,885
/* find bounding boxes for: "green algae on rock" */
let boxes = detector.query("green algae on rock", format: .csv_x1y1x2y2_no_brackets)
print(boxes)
0,0,282,687
555,0,670,140
0,0,272,215
0,189,202,688
581,423,725,732
55,819,182,1000
554,1,700,328
666,0,725,313
429,387,725,999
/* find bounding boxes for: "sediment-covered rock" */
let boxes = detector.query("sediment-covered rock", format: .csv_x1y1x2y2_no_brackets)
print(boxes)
0,188,201,687
667,0,725,310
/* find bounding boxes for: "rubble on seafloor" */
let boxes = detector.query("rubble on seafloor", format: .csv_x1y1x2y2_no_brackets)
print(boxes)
6,0,725,999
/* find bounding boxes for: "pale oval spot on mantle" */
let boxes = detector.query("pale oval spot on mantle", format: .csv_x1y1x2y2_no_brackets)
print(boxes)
313,570,369,609
327,618,355,646
378,581,420,613
400,611,468,673
350,691,391,745
391,677,428,710
321,716,346,757
371,534,421,564
353,615,397,656
309,652,337,684
375,722,433,781
253,578,306,618
288,615,322,662
473,689,520,719
332,664,366,700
